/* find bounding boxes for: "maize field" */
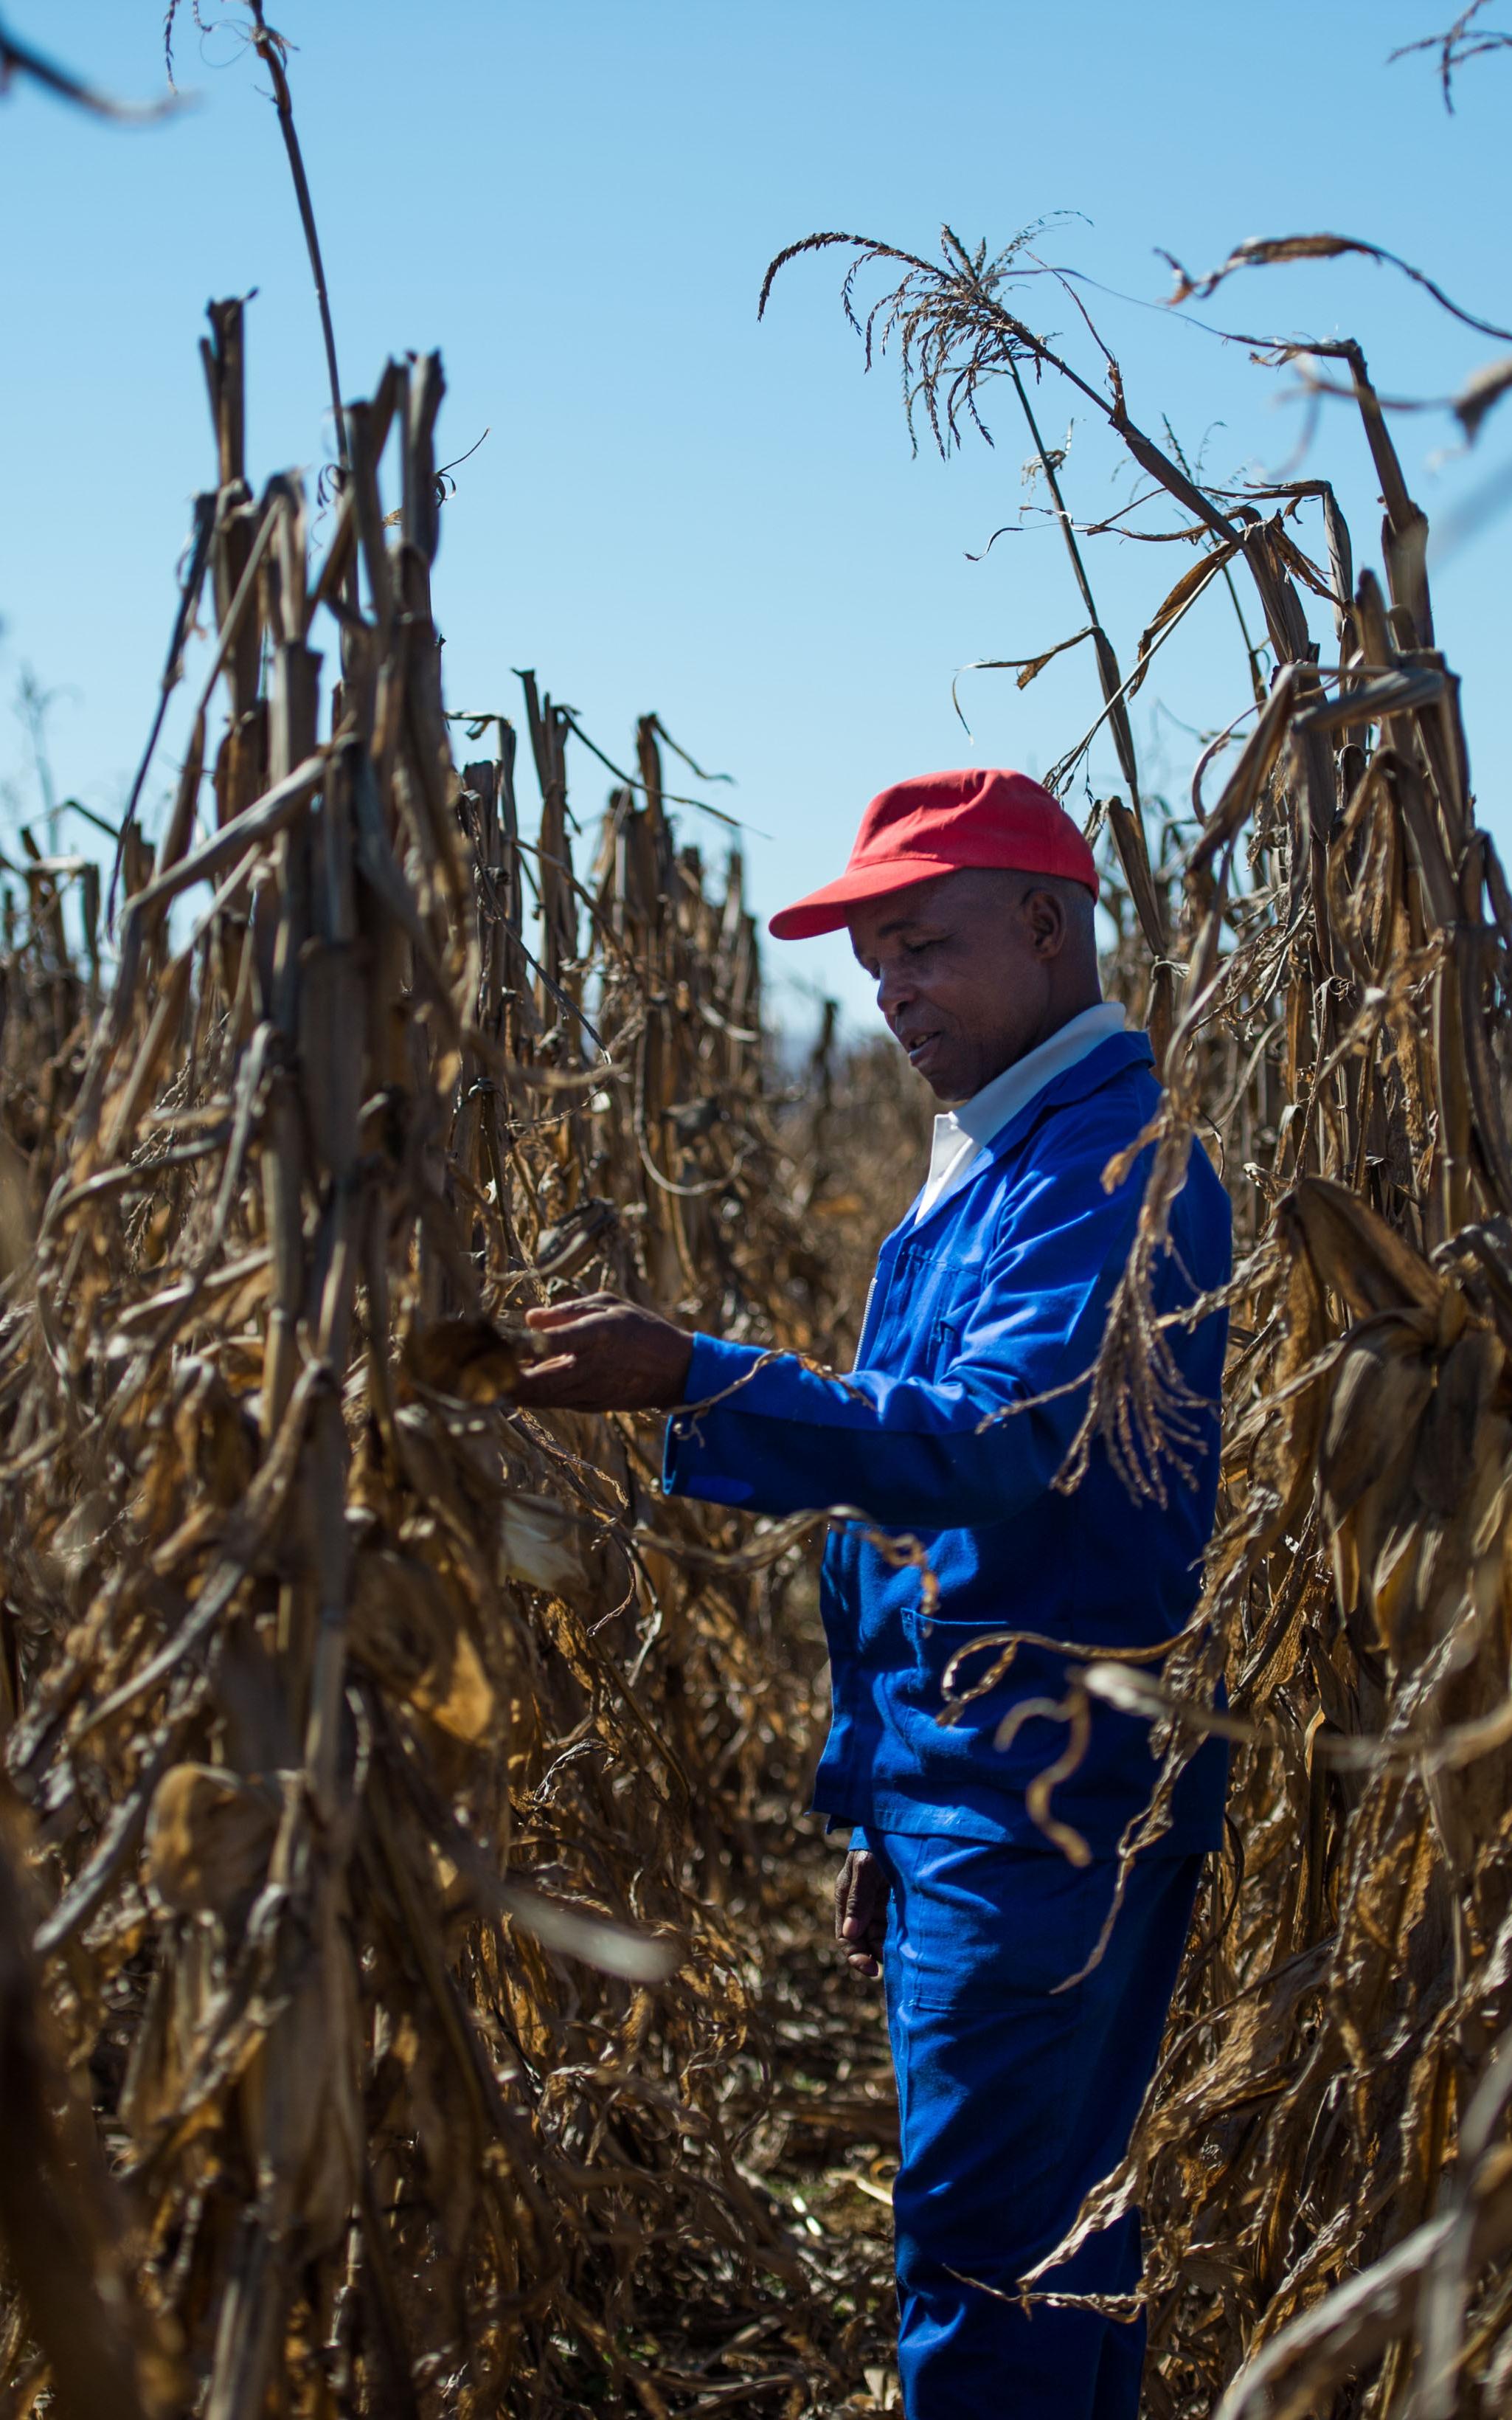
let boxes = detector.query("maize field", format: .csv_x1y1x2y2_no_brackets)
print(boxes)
0,278,939,2415
756,221,1512,2419
4,12,1512,2411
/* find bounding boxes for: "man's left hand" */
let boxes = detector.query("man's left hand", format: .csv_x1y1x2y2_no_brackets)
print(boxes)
514,1292,694,1413
834,1847,889,1981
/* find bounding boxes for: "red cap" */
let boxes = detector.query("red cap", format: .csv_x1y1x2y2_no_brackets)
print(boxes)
768,767,1098,941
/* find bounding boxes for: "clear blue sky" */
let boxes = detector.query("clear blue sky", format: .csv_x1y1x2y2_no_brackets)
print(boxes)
1,0,1507,1032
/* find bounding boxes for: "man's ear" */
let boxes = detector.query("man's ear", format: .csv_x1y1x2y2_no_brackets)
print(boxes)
1023,885,1068,960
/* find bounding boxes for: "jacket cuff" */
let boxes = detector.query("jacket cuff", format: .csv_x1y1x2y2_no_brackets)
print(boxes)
662,1332,767,1502
680,1330,763,1409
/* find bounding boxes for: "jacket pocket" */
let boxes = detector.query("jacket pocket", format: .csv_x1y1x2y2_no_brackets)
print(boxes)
928,1293,982,1375
902,1605,1021,1723
928,1308,961,1361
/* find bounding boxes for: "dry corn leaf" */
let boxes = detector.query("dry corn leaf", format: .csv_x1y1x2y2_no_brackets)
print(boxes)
144,1763,280,1917
499,1493,589,1596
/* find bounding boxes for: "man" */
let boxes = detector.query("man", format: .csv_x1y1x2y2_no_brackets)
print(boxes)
513,767,1231,2420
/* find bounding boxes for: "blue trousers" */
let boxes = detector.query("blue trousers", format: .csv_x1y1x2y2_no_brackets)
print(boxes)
873,1831,1203,2420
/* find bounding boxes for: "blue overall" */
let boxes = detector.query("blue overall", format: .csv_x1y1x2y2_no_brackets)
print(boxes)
662,1029,1231,2416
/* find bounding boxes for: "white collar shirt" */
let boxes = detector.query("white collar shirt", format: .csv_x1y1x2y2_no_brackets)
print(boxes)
912,1000,1129,1227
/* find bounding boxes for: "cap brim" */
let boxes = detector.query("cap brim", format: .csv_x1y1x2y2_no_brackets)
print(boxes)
767,857,965,941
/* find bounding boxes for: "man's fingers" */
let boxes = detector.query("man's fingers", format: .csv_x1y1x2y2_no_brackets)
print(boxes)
524,1305,580,1332
510,1354,586,1407
516,1352,576,1377
850,1852,886,1921
835,1850,875,1943
524,1310,598,1340
850,1853,889,1962
835,1849,889,1980
524,1293,618,1332
833,1852,857,1943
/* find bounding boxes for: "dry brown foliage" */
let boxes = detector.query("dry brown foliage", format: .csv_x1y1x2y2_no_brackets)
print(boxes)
5,55,1512,2419
763,220,1512,2416
0,304,906,2419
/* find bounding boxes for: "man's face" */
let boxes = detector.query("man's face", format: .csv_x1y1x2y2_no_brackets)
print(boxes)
847,868,1070,1104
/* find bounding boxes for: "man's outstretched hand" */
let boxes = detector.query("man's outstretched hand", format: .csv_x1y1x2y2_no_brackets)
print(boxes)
513,1292,694,1414
834,1846,890,1981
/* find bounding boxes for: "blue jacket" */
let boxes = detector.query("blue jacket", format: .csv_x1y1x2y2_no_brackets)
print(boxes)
662,1030,1230,1855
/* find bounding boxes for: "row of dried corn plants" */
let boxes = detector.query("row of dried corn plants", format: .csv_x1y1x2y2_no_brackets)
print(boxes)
766,226,1512,2416
0,300,875,2419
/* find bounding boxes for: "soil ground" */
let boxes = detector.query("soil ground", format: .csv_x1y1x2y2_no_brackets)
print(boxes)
631,1816,903,2416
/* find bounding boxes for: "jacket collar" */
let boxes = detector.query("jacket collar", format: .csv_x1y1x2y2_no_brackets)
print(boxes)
902,1028,1155,1243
